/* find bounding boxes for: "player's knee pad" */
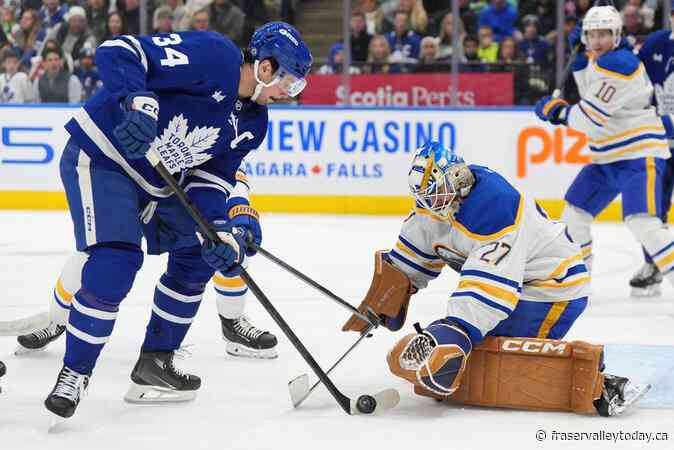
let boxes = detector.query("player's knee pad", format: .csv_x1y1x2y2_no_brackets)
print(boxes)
81,243,143,305
167,245,214,292
561,204,593,245
387,320,472,396
51,252,90,325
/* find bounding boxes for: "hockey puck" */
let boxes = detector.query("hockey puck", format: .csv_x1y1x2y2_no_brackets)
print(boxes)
0,361,5,378
356,394,377,414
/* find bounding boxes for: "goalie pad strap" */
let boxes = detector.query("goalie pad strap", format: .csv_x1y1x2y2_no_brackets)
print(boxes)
342,250,413,332
414,336,604,414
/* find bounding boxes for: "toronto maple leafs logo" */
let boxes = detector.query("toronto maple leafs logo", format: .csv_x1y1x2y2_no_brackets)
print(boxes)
151,115,220,174
654,72,674,115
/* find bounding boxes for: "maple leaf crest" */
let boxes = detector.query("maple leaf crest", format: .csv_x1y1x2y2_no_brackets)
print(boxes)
151,114,220,173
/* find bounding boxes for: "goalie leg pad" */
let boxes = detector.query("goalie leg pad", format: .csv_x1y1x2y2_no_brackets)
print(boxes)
414,336,605,414
387,321,472,396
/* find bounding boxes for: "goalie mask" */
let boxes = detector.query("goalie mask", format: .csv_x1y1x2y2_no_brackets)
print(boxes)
408,141,474,220
582,5,622,48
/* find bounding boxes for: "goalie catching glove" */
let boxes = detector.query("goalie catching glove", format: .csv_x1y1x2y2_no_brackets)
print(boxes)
342,251,416,332
387,320,472,396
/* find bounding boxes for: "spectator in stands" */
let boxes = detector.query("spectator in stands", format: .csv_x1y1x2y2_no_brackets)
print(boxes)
86,0,109,45
191,8,210,31
366,34,398,74
351,10,372,63
477,25,498,63
22,0,42,12
573,0,592,18
519,0,556,38
496,36,521,64
13,9,46,71
74,46,101,101
159,0,186,32
154,6,174,33
495,36,530,105
436,11,465,62
103,11,124,40
1,7,16,41
38,0,68,34
386,10,421,64
34,47,82,103
0,48,35,103
462,35,485,72
627,0,655,31
209,0,245,46
117,0,151,35
623,4,648,49
234,0,267,40
517,14,550,65
478,0,519,43
360,0,388,35
397,0,428,34
317,42,361,75
50,6,97,66
415,36,447,73
29,37,72,80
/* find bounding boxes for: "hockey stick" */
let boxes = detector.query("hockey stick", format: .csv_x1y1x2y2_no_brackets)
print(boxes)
145,150,399,415
0,312,50,336
246,242,380,328
289,323,375,408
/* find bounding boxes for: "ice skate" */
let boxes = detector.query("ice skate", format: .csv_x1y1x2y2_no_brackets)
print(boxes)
44,365,90,420
124,350,201,403
16,322,65,355
220,315,278,359
594,374,651,417
629,263,663,297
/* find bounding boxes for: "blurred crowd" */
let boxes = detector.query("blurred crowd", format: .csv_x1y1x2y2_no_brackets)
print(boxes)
316,0,669,105
0,0,287,104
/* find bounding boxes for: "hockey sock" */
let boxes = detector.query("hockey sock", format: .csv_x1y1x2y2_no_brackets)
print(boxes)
213,272,248,319
64,244,143,374
141,272,203,352
561,204,594,271
626,214,674,282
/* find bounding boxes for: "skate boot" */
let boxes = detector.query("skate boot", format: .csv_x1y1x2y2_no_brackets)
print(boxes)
220,315,278,359
16,322,66,355
629,263,663,297
0,360,5,394
124,350,201,403
594,374,651,417
44,365,90,419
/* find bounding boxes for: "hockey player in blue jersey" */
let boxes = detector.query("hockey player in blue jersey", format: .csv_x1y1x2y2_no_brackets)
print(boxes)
39,22,312,420
535,6,674,297
626,2,674,297
342,141,649,416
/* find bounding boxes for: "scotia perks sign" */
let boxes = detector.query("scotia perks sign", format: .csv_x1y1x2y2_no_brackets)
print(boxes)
301,73,514,106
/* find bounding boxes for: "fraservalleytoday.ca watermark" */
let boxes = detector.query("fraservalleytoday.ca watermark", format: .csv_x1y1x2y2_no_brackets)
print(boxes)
535,429,669,443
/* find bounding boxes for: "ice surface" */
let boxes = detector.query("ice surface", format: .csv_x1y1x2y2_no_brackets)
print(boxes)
1,211,673,450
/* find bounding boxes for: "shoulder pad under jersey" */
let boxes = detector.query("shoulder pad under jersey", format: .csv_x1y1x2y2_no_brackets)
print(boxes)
595,48,642,78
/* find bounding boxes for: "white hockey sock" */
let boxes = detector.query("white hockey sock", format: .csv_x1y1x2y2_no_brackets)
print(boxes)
625,214,674,285
213,272,248,319
51,252,89,326
561,204,594,271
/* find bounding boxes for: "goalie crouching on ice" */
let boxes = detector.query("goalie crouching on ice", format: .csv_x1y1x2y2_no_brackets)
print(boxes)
342,141,650,417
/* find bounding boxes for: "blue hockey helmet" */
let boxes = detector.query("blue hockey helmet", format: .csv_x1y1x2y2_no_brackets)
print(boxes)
248,21,312,98
408,141,474,220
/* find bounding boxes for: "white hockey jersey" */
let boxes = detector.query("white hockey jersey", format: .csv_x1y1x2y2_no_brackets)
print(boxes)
388,166,591,342
567,47,669,164
0,72,36,104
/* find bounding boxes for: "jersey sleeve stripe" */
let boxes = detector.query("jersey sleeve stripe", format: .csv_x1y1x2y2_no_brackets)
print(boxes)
591,141,670,163
580,101,609,124
589,132,667,153
460,269,521,291
98,39,141,66
450,290,514,315
582,99,612,118
395,242,445,269
456,280,519,307
399,235,440,260
547,251,584,279
184,182,230,196
589,125,666,146
526,274,590,289
121,35,148,72
577,103,605,127
189,169,235,191
389,250,441,277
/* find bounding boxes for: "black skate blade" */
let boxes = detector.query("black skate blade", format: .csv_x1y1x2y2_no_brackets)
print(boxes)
349,389,400,415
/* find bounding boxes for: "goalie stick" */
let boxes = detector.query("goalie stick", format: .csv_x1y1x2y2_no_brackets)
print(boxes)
145,149,399,416
0,312,50,336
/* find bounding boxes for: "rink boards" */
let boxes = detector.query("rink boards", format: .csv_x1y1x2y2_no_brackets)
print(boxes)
0,104,632,219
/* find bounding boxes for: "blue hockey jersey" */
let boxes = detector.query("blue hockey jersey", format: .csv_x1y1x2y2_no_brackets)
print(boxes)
639,29,674,116
64,31,268,222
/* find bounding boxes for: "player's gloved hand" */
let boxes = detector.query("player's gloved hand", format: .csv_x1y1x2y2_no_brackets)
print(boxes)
661,114,674,139
568,24,582,49
113,91,159,160
535,95,569,125
198,221,247,277
226,198,261,256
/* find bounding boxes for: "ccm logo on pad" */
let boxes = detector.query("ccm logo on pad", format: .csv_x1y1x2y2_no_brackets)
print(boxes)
501,339,567,354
